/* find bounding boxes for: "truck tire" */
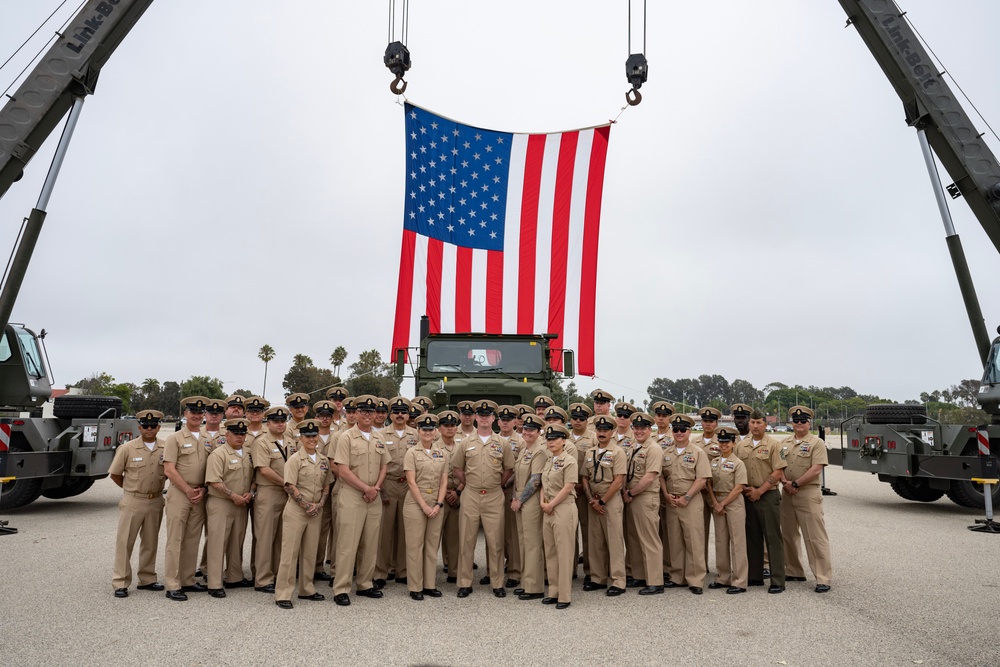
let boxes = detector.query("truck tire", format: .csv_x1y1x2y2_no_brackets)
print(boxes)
889,478,944,503
0,441,44,509
41,477,96,500
946,479,1000,509
865,403,927,425
52,395,123,419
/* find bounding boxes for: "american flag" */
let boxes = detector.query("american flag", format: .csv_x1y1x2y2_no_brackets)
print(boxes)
391,103,611,376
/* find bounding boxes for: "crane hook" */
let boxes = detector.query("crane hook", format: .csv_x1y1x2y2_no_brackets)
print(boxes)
390,75,408,95
625,87,642,106
384,41,411,96
624,53,648,107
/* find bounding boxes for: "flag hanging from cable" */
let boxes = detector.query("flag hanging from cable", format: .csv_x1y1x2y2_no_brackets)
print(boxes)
391,103,610,376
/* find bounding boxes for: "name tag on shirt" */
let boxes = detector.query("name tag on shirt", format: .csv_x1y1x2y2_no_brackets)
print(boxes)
182,443,193,448
132,457,143,462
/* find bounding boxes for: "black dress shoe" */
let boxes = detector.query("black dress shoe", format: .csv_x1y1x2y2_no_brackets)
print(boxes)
518,592,543,600
255,584,275,593
707,582,726,590
182,583,208,593
409,591,424,601
298,592,325,601
689,586,703,595
137,583,164,591
276,600,293,609
626,578,646,588
664,572,671,582
165,589,188,601
606,586,625,597
333,593,351,606
763,568,771,578
373,578,386,590
195,569,204,578
355,588,383,599
768,585,785,594
572,572,578,579
224,578,254,589
114,588,128,598
541,597,557,604
815,584,831,593
395,577,408,585
493,588,506,598
786,576,807,582
583,575,592,585
582,581,607,592
479,575,491,585
446,576,457,584
513,588,525,595
423,588,443,597
457,587,472,598
208,588,226,598
314,572,332,581
662,581,684,589
473,562,479,570
638,585,664,595
748,579,765,587
505,578,519,588
726,587,746,594
556,601,571,610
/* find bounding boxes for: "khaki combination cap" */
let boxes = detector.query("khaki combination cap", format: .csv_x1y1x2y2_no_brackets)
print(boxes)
699,406,722,421
225,394,245,407
593,415,616,430
544,406,569,422
180,396,209,411
224,418,249,434
521,414,544,430
326,386,349,401
264,406,290,420
343,397,357,410
716,426,738,441
409,404,425,419
457,400,475,413
313,400,336,415
244,396,269,411
569,403,593,419
731,403,752,417
615,402,637,417
205,398,227,413
475,400,498,415
413,396,435,410
533,395,555,409
590,389,614,403
297,419,320,435
389,396,412,412
415,413,439,429
789,405,814,420
375,398,390,411
285,393,310,408
437,410,460,426
651,401,675,416
355,395,378,410
136,409,164,424
516,404,534,417
630,412,654,428
669,414,695,428
545,424,570,439
497,405,519,420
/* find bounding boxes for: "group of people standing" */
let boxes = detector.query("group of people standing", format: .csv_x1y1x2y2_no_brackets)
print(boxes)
108,387,833,610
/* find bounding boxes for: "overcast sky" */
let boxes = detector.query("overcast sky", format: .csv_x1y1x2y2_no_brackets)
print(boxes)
1,0,999,407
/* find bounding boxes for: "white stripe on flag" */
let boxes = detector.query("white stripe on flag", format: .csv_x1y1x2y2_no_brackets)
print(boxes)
471,248,487,332
441,242,457,332
562,129,594,355
502,134,528,334
410,233,429,351
534,133,560,336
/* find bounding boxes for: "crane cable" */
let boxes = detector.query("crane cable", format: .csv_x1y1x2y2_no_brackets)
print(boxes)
624,0,648,106
385,0,411,95
1,0,83,99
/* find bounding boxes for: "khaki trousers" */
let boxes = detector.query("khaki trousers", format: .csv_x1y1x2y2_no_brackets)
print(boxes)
575,492,590,577
274,499,321,601
503,484,521,581
112,494,164,589
205,495,249,589
163,485,206,591
624,492,663,586
457,487,504,588
659,502,671,577
333,488,382,596
253,485,285,586
780,485,832,585
746,489,784,586
542,501,578,604
441,502,460,575
402,491,445,592
587,493,625,588
376,477,408,580
316,485,338,575
515,494,544,594
665,493,707,588
712,493,748,588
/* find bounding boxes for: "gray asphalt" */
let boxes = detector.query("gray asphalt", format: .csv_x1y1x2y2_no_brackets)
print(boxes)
0,463,996,667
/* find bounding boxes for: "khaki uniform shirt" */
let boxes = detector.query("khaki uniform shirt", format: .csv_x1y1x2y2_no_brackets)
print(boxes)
569,430,598,471
710,455,748,495
451,433,514,491
284,420,302,443
285,449,332,503
542,451,578,500
735,434,787,487
661,444,712,496
162,426,208,486
109,437,167,496
655,431,673,448
383,426,419,483
614,428,635,448
690,433,719,452
200,425,227,452
500,432,526,463
253,433,293,487
437,439,460,491
403,445,449,496
783,434,828,486
512,442,548,494
205,444,253,499
625,438,662,495
583,443,627,496
333,426,391,487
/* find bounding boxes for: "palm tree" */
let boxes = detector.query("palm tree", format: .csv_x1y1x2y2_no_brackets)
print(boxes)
258,344,276,396
330,346,347,379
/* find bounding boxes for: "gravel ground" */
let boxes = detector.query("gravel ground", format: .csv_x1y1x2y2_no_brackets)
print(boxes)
0,461,996,667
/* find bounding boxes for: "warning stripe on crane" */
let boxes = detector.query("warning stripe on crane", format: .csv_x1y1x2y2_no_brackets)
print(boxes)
978,428,990,457
0,422,10,452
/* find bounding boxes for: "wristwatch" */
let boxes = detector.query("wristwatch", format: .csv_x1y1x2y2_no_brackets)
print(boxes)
626,491,633,498
791,481,799,489
436,502,444,507
598,498,606,506
683,494,691,502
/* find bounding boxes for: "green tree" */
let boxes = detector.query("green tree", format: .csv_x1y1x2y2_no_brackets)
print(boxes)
345,349,402,398
258,344,276,396
283,354,337,398
330,346,348,379
180,376,225,399
72,372,117,395
159,381,181,417
231,388,255,398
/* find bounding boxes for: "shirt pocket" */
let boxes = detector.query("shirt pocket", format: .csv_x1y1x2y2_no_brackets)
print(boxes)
126,458,147,471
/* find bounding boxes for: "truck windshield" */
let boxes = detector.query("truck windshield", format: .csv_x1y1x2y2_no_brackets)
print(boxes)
427,339,544,374
16,328,45,379
983,341,1000,385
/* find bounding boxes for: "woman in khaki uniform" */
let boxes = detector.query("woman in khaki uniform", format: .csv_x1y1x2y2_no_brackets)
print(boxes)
274,419,331,608
436,411,462,583
709,426,748,594
539,424,578,610
509,414,547,600
402,413,449,600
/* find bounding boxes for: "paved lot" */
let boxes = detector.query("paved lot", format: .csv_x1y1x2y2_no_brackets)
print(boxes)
0,462,996,667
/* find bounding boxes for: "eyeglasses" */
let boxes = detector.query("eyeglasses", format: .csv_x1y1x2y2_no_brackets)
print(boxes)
570,416,587,421
139,424,158,429
268,418,287,423
207,409,225,415
419,426,436,432
791,418,809,424
358,408,375,414
701,417,718,422
187,408,206,414
671,426,689,433
391,409,409,414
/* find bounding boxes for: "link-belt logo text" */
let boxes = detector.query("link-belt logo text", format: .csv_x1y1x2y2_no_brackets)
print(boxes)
64,0,121,55
879,13,936,91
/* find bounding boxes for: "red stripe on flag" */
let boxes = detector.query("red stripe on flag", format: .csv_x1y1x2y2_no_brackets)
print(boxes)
425,238,443,334
578,126,610,376
392,229,417,360
517,134,546,334
547,131,578,371
485,249,504,332
455,246,473,332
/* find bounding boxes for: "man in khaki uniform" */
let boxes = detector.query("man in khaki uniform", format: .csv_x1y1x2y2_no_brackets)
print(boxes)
224,395,245,420
244,396,270,442
692,406,722,566
162,396,210,601
589,389,614,426
252,406,294,593
436,411,463,583
202,399,228,451
661,414,712,594
780,406,832,593
326,387,350,432
736,408,787,593
509,414,547,599
312,399,339,581
568,402,596,582
452,400,515,598
731,403,753,441
652,400,674,581
375,396,417,587
284,393,310,440
332,395,391,606
274,418,330,608
497,405,524,589
581,415,627,595
623,412,664,594
533,395,555,417
456,400,477,441
709,426,748,594
204,418,255,596
614,402,637,446
110,409,167,597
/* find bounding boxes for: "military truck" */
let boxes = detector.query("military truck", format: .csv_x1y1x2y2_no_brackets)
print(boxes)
837,0,1000,508
397,316,575,410
0,1,153,509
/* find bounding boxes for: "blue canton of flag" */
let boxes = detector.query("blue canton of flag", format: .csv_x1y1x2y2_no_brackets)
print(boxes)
404,104,512,252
